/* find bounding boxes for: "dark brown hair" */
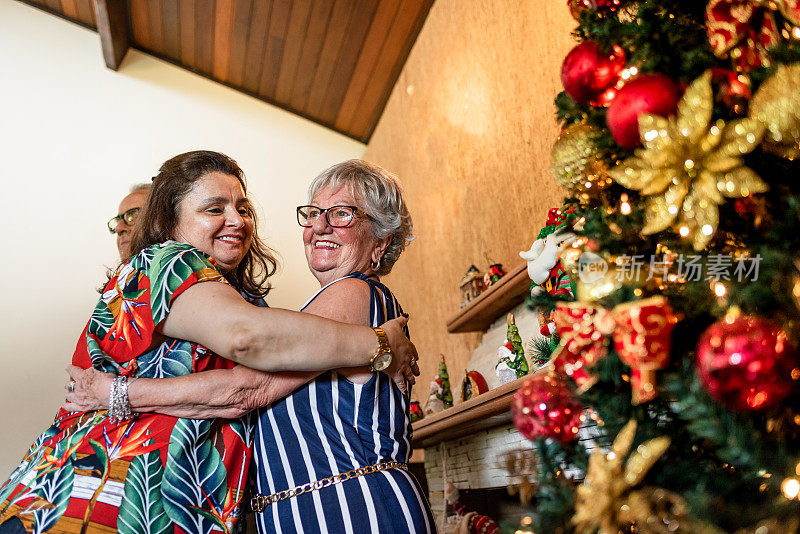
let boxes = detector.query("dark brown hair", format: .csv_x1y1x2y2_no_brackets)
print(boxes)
129,150,277,299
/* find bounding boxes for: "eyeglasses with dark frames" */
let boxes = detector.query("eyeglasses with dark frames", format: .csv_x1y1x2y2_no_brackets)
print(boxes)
107,207,141,234
296,205,365,228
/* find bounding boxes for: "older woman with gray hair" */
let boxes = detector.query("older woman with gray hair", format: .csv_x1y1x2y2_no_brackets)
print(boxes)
65,159,434,533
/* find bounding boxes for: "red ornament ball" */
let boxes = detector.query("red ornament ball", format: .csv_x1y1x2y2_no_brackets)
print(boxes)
561,41,626,106
512,373,583,443
696,312,799,411
606,73,681,149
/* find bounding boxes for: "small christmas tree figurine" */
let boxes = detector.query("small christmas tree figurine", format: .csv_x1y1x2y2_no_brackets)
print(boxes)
496,313,530,383
437,355,454,409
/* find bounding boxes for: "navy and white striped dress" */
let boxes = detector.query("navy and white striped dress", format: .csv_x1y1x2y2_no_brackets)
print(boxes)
251,272,435,533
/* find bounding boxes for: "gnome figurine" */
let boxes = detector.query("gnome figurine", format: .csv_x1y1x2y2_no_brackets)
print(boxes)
495,313,529,384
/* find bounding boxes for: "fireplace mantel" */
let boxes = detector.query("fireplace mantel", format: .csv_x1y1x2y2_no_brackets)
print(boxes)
411,374,535,448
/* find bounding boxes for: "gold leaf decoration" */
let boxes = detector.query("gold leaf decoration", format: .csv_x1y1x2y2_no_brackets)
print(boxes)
623,436,671,487
750,63,800,159
573,419,677,534
609,71,767,250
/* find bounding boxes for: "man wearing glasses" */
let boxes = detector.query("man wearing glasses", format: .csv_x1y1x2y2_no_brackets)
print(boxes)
107,183,150,260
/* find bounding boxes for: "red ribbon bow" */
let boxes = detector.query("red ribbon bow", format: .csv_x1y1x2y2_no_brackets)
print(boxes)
551,296,677,404
706,0,800,70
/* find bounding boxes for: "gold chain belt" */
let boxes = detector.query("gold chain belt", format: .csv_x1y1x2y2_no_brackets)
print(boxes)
250,460,408,512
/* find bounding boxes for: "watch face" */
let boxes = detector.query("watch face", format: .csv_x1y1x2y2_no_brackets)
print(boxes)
373,352,392,372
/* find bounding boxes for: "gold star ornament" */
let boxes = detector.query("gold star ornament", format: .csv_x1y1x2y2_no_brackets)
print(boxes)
609,71,767,250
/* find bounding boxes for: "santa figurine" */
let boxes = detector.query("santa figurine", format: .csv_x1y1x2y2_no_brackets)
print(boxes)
425,355,454,413
442,482,501,534
495,313,529,384
538,308,556,337
424,379,445,414
483,263,507,287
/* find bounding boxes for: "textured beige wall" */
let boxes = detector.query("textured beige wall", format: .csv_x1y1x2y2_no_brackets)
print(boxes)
364,0,575,401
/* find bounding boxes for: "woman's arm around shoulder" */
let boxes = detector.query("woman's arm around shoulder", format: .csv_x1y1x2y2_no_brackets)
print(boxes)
160,280,413,375
302,277,372,326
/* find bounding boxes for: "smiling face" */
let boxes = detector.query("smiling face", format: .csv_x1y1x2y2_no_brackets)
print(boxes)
173,172,254,273
303,185,388,286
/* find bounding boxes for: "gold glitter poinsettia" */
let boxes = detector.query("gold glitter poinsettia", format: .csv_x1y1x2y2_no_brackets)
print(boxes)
573,420,727,533
750,63,800,159
609,71,767,251
573,420,672,533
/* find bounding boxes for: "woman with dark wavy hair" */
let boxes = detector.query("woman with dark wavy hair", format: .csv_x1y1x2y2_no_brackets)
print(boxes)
0,151,417,534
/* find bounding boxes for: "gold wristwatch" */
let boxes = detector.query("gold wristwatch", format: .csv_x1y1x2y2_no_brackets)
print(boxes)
369,327,393,372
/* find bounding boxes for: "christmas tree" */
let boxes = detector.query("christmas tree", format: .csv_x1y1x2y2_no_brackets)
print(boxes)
514,1,800,532
506,314,530,378
438,355,454,409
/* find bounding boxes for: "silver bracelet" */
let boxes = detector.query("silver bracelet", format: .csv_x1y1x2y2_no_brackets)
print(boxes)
108,375,135,423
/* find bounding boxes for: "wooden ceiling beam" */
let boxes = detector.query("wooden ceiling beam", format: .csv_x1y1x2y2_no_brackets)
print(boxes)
27,0,433,141
92,0,130,70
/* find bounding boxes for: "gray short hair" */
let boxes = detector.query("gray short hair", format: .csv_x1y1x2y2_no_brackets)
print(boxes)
130,182,152,193
308,160,414,276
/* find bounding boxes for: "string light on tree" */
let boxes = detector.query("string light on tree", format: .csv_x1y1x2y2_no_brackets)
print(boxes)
712,281,727,298
782,478,800,500
620,193,632,215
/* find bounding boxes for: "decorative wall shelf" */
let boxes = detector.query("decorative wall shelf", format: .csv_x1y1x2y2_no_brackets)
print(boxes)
446,262,531,333
411,373,539,448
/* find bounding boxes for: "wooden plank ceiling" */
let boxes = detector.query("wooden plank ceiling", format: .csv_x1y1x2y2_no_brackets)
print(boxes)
22,0,434,142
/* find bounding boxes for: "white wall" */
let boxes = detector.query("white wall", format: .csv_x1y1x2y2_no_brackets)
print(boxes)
0,2,365,478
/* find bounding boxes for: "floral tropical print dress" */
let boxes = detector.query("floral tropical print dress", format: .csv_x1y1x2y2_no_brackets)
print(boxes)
0,241,254,534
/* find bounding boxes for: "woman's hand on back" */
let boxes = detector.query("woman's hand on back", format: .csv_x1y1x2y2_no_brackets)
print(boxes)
379,316,419,394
